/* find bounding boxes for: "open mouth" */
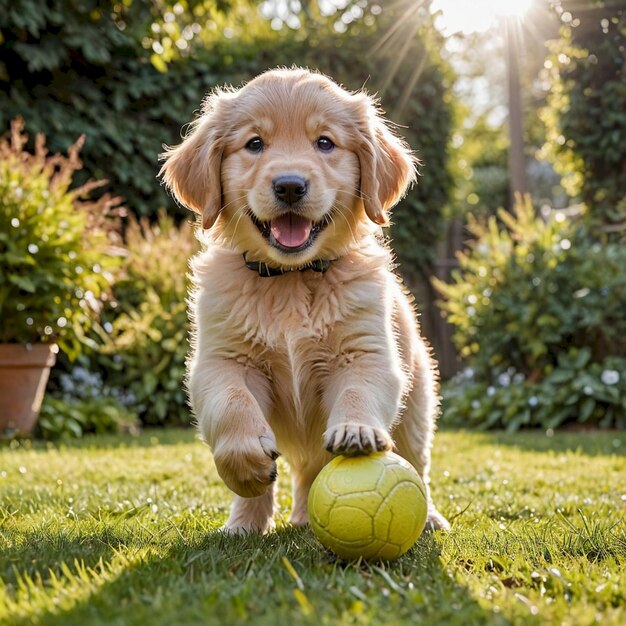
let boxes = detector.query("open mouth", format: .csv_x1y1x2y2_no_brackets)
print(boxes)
250,212,330,254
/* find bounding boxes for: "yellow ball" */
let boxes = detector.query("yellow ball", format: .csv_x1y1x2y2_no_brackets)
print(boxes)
308,451,428,561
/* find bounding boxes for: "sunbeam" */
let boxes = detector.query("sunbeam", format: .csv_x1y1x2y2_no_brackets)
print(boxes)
432,0,535,34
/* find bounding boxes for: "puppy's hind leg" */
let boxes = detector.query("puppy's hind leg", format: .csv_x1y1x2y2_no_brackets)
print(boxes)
288,457,328,527
393,358,450,532
394,410,450,531
223,482,276,534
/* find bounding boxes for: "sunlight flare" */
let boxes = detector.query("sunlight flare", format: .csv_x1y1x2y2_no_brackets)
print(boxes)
432,0,534,34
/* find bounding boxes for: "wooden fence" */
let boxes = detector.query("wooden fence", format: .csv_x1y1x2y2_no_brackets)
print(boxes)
411,219,464,380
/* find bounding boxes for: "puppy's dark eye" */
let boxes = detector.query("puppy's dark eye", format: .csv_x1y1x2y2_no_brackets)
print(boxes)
316,136,335,152
245,137,264,153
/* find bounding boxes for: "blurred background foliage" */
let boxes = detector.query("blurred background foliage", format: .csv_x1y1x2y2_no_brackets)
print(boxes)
436,197,626,431
90,212,198,425
0,118,122,357
1,0,625,436
442,0,564,219
539,0,626,239
40,208,197,432
432,0,625,431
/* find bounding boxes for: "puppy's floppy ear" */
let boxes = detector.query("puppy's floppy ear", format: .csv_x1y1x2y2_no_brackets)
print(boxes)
159,93,227,229
355,96,417,226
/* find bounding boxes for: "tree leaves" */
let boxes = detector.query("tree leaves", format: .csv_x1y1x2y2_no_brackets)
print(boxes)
540,1,626,233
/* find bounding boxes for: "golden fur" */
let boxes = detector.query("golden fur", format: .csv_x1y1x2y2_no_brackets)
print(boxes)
160,68,449,533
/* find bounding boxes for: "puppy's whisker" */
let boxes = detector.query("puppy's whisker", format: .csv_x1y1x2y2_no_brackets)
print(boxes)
326,212,338,238
216,204,247,250
217,196,249,223
324,187,376,204
221,194,248,209
221,203,248,236
228,204,250,250
332,203,360,248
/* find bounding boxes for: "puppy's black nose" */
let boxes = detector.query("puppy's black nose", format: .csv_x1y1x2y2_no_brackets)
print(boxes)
272,175,308,205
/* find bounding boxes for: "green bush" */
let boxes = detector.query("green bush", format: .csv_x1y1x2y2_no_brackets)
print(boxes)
443,350,626,431
0,0,211,218
87,213,198,425
435,198,626,378
38,364,139,439
539,1,626,236
38,398,138,440
0,118,120,358
435,197,626,430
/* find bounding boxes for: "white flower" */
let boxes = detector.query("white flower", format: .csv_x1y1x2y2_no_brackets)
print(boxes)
463,367,475,380
487,386,496,397
498,373,511,387
601,370,620,385
583,385,594,396
528,396,539,407
471,400,481,410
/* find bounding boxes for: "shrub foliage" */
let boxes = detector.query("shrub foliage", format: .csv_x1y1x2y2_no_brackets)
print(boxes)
0,118,120,357
89,213,198,425
435,198,626,430
540,0,626,236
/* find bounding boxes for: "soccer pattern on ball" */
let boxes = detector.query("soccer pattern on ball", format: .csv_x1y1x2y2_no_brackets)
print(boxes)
308,451,428,560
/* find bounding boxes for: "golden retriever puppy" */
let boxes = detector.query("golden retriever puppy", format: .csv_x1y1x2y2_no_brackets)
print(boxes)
160,67,449,534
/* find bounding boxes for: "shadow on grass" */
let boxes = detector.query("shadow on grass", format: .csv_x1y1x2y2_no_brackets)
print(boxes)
4,525,503,626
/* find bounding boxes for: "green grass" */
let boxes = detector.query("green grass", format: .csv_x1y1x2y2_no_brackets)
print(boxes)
1,429,624,626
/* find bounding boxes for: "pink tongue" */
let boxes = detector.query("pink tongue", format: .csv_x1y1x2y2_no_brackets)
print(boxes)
270,214,313,248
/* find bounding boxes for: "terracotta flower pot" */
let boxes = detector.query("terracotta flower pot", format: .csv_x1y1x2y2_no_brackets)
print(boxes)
0,343,57,436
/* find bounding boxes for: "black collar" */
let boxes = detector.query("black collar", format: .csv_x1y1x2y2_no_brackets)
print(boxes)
243,254,333,277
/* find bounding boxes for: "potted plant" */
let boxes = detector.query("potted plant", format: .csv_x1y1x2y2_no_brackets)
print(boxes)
0,118,121,436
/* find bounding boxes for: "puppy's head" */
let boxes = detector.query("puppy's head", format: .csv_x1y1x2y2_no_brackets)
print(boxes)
160,68,416,268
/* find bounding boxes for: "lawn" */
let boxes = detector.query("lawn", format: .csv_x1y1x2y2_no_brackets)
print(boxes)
1,428,624,626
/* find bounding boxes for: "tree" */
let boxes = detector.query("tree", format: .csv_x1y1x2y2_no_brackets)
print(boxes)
539,0,626,238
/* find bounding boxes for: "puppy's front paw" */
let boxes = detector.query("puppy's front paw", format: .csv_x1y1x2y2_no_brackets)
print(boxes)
213,431,279,498
323,422,393,456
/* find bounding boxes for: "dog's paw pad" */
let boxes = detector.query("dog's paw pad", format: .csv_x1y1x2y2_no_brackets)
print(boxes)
324,423,392,456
